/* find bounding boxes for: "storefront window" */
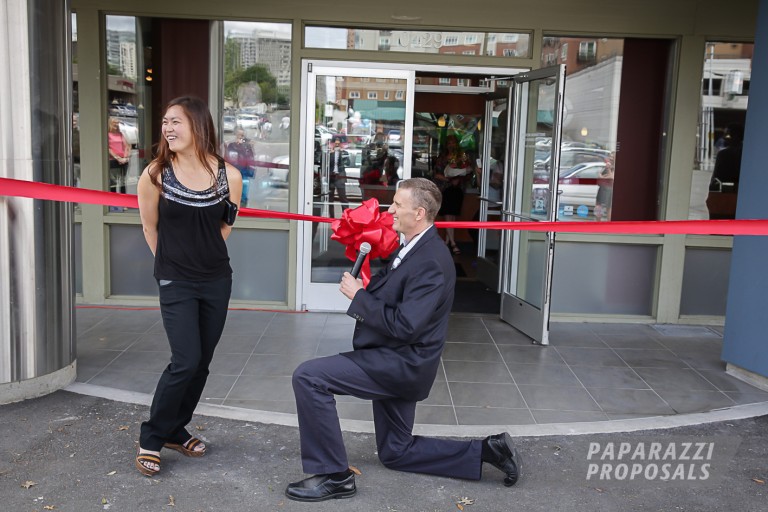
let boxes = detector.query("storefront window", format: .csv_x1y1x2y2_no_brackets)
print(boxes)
540,36,623,222
72,13,80,194
306,26,531,59
689,42,752,220
222,21,292,211
104,15,146,213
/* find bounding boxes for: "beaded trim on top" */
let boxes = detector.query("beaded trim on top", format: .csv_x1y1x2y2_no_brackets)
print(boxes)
161,163,228,207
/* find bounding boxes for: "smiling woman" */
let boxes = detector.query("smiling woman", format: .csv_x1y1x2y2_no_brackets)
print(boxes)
135,96,242,477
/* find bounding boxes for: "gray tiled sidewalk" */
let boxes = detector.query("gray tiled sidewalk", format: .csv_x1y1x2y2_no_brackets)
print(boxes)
75,307,768,426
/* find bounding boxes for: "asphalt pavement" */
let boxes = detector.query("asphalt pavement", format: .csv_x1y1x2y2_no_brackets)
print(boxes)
1,390,766,512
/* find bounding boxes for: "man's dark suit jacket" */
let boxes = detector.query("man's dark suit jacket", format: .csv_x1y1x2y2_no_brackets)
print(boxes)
342,226,456,401
328,150,349,176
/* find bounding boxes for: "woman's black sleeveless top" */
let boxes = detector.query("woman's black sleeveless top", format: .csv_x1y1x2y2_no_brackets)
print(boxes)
154,161,232,281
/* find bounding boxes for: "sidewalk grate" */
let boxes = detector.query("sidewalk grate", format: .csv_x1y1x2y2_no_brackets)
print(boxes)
651,325,722,338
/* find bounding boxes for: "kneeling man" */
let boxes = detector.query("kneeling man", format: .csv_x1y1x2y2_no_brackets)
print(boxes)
286,178,521,502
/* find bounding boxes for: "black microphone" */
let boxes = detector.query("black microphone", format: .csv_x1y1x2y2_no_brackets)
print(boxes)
350,242,372,279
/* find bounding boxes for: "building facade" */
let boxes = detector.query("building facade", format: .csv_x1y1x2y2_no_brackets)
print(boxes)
2,0,768,399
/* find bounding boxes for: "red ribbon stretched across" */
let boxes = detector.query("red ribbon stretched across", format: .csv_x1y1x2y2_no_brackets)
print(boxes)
330,198,400,286
3,176,768,254
0,177,332,223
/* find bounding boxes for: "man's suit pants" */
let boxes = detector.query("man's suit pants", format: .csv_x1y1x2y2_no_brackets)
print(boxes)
328,175,348,217
292,354,483,479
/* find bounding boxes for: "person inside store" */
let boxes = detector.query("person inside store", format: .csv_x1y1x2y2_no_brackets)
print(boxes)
225,127,255,205
594,155,615,221
135,96,243,477
107,116,131,195
711,124,744,188
360,131,388,199
284,178,521,502
433,134,476,255
707,124,744,219
383,155,400,187
328,134,350,217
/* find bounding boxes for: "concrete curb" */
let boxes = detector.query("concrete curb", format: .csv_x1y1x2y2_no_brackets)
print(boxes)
65,381,768,437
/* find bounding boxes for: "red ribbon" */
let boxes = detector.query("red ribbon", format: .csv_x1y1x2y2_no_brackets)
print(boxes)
330,198,400,286
0,177,332,223
3,176,768,269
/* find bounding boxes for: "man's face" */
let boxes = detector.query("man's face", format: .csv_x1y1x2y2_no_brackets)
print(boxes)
389,187,422,239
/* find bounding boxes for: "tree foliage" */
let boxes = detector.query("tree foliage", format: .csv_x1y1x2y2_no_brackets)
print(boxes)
223,38,289,107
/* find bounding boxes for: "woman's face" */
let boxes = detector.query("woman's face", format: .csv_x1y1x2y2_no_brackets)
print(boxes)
162,105,194,154
109,118,119,132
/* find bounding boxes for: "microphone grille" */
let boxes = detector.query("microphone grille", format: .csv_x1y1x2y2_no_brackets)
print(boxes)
359,242,372,254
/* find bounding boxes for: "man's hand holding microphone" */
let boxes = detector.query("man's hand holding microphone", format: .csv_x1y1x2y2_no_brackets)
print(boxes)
340,242,370,300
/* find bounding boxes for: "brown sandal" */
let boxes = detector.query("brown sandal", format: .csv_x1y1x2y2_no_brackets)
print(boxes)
135,450,161,477
164,437,206,457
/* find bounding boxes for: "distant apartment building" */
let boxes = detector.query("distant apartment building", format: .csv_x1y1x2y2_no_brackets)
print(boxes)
119,41,137,80
227,30,292,92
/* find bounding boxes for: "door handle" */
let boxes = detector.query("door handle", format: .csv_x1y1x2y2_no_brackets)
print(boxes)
501,211,540,222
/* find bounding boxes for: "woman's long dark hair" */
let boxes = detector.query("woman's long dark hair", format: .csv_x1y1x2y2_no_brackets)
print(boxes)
148,96,219,190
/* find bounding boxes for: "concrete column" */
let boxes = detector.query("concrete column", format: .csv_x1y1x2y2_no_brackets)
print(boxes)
0,0,75,404
721,0,768,389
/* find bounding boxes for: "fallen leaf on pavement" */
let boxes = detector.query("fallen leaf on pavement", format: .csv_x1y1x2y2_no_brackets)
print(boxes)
21,481,36,489
107,471,117,476
348,465,362,475
168,495,175,506
194,425,206,431
455,496,474,510
753,478,765,484
43,506,55,510
117,426,129,431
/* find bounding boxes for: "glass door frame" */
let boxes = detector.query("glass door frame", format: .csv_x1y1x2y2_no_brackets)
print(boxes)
296,60,529,312
297,60,416,311
476,86,511,290
500,65,566,345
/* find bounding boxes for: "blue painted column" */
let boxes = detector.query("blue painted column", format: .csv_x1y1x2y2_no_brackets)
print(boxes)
721,0,768,383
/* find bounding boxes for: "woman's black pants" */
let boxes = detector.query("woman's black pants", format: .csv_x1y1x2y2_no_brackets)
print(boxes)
140,277,231,451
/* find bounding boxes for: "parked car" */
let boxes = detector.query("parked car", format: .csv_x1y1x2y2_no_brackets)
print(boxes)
237,114,261,129
534,146,611,181
269,155,290,185
533,161,607,217
109,104,137,118
223,115,236,133
315,125,334,145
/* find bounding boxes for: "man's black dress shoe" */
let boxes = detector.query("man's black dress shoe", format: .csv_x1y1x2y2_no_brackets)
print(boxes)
483,432,522,486
285,470,356,502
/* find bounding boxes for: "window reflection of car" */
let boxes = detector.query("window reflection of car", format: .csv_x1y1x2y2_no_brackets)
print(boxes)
237,114,260,129
223,115,236,133
269,155,290,187
109,104,137,118
533,161,606,216
343,149,364,199
315,125,334,145
533,146,611,181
